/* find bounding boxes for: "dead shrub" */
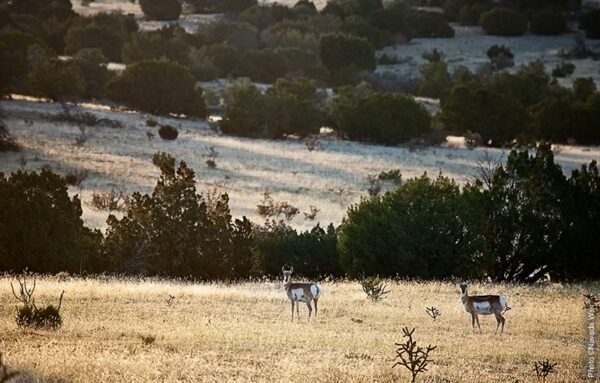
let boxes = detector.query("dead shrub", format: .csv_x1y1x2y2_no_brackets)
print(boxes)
89,185,129,212
257,192,299,221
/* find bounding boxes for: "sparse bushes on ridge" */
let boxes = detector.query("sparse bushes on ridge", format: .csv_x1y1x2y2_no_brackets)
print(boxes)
479,8,528,36
139,0,181,21
530,9,567,35
107,59,207,118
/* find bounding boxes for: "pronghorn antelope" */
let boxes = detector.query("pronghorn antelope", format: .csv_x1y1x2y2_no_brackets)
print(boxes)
459,283,510,333
282,266,322,320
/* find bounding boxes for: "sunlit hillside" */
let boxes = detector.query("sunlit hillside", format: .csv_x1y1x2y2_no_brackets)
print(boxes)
2,98,599,232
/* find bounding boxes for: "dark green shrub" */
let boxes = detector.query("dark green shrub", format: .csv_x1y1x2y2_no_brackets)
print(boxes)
65,24,126,62
579,9,600,39
152,151,176,171
237,4,294,31
64,13,138,62
440,84,529,146
341,15,392,50
72,48,112,99
232,49,288,83
443,0,469,21
368,2,409,33
0,169,102,273
263,77,321,138
418,60,452,98
0,30,44,94
220,78,321,138
107,59,207,117
328,84,431,145
122,31,191,65
139,0,182,21
158,125,178,140
407,10,455,38
486,44,514,60
187,0,256,14
531,9,567,35
491,62,551,107
458,4,488,26
338,173,485,278
319,33,375,77
551,61,575,78
220,82,267,137
480,8,527,36
28,58,85,101
480,143,569,282
572,77,596,102
254,222,341,278
103,161,254,278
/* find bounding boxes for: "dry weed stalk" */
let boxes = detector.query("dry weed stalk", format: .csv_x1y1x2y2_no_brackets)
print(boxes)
533,359,557,381
425,306,441,321
393,327,436,383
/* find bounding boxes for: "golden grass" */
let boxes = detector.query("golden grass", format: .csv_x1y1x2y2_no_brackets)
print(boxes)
0,276,596,382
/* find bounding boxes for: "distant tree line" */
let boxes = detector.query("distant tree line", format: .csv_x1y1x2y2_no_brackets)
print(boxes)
2,0,600,146
1,144,598,282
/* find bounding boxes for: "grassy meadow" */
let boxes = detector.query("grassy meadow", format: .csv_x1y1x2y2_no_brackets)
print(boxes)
0,276,595,382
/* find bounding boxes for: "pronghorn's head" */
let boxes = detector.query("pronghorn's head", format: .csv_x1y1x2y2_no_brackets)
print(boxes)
459,283,469,295
282,266,294,286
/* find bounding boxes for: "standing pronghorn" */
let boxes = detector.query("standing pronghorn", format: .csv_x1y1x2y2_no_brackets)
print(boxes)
282,266,322,320
460,283,510,333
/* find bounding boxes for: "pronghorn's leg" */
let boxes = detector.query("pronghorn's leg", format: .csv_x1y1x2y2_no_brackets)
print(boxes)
500,314,506,333
494,311,503,333
314,299,318,318
306,299,312,320
475,314,482,333
471,313,476,332
295,298,299,318
291,300,295,321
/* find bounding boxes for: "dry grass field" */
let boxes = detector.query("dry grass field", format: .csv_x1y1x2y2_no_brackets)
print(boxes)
0,276,596,382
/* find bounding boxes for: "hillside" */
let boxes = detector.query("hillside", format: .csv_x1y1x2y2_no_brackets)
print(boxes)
2,98,599,232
